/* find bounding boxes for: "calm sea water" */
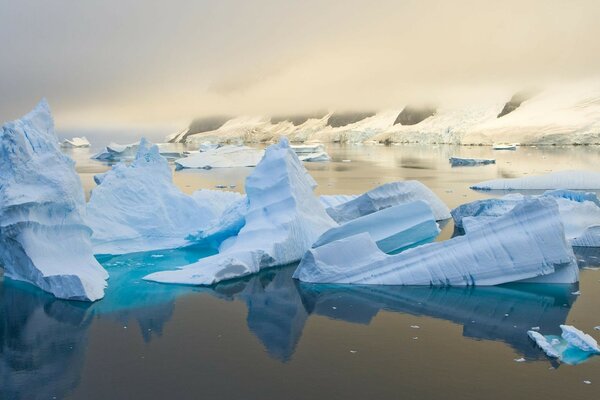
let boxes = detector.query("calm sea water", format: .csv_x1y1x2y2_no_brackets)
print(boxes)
2,143,600,400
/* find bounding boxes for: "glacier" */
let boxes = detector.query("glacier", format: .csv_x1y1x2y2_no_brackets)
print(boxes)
0,100,108,301
144,138,337,285
453,190,600,246
86,139,238,254
449,157,495,167
312,200,440,253
61,136,90,148
528,325,600,365
293,197,579,285
324,181,451,223
174,145,264,169
471,170,600,190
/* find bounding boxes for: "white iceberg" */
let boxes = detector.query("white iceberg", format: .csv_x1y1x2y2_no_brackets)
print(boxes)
298,151,331,162
291,144,325,154
449,157,495,167
527,325,600,365
144,138,337,285
92,141,140,161
174,145,264,169
453,190,600,247
294,197,578,285
527,331,561,359
319,194,358,209
324,181,451,223
86,139,229,254
312,200,440,253
61,136,90,148
560,325,600,353
0,100,108,301
471,170,600,190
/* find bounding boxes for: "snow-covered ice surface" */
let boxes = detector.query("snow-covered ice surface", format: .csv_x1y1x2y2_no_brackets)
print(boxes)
86,139,234,255
144,138,337,285
325,181,451,223
61,136,90,148
471,170,600,190
294,197,578,285
312,201,440,253
453,190,600,246
449,157,495,167
528,325,600,365
174,145,264,169
0,100,108,301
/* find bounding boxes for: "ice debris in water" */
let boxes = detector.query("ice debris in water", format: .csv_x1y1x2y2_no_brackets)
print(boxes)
449,157,495,167
144,138,337,285
174,145,264,169
0,100,108,301
293,197,578,285
471,170,600,190
527,325,600,365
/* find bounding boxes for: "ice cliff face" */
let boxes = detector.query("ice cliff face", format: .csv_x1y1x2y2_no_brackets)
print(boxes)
86,138,228,254
144,138,337,285
0,100,108,301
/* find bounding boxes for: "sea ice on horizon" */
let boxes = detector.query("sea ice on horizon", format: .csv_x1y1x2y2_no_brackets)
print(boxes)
0,100,108,301
144,138,337,285
293,197,578,285
471,170,600,190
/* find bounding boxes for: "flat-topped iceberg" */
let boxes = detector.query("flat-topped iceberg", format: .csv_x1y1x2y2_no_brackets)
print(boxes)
449,157,495,167
144,138,337,285
312,201,440,253
453,190,600,246
324,181,451,223
86,139,233,254
61,136,90,148
528,325,600,365
174,145,264,169
471,170,600,190
294,197,578,285
0,100,108,301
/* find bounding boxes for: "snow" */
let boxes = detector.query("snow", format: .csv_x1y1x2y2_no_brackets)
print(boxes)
61,136,90,148
312,200,440,253
453,190,600,246
471,170,600,190
174,145,264,169
0,100,108,301
144,138,337,285
324,181,451,223
449,157,495,167
86,138,229,254
293,197,578,285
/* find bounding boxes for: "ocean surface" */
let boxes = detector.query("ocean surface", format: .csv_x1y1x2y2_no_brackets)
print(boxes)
2,143,600,400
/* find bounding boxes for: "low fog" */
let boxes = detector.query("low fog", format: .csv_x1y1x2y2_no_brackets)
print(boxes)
1,0,600,131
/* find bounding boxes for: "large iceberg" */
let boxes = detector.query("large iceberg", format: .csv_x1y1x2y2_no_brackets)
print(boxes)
144,138,337,285
471,170,600,190
0,100,108,301
174,145,264,169
324,181,451,223
453,190,600,246
86,139,234,254
312,201,440,253
294,197,578,285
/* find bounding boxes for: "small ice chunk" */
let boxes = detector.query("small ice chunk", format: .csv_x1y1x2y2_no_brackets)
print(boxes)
560,325,600,353
527,331,561,358
514,358,526,362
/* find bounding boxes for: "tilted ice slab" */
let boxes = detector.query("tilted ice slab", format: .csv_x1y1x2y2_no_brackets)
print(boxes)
174,145,264,169
294,197,578,285
145,138,337,285
471,170,600,190
312,201,440,253
325,181,451,223
449,157,495,167
453,190,600,246
86,139,224,254
0,100,108,301
528,325,600,365
61,136,90,148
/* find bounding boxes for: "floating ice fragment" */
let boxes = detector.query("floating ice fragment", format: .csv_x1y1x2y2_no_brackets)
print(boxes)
471,170,600,190
449,157,495,167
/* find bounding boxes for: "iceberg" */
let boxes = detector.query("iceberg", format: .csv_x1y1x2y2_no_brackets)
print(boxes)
0,100,108,301
86,139,227,254
61,136,90,148
294,197,579,285
144,138,337,285
528,325,600,365
471,170,600,190
174,145,264,169
324,181,451,223
91,141,140,161
449,157,495,167
312,200,440,253
298,151,331,162
319,194,358,209
290,143,325,153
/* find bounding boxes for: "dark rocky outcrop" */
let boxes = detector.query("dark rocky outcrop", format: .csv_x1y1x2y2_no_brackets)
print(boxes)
497,89,539,118
393,105,436,126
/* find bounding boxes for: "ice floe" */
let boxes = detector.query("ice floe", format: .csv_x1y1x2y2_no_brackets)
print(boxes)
0,100,108,301
471,170,600,190
294,197,578,285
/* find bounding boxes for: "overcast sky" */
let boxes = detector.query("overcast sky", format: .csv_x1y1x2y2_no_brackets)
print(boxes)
2,0,600,132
